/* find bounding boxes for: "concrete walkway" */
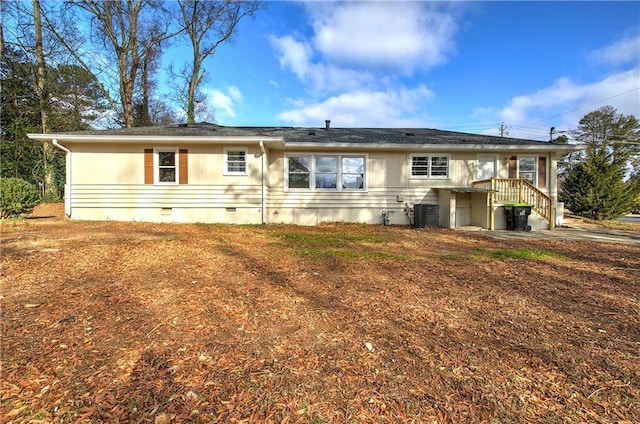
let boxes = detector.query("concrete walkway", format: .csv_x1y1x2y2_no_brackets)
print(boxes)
478,218,640,244
482,227,640,244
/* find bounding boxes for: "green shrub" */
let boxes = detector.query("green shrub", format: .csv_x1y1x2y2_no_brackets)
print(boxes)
1,177,40,218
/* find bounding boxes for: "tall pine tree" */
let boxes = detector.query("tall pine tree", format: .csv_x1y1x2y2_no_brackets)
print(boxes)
561,106,639,219
561,149,632,220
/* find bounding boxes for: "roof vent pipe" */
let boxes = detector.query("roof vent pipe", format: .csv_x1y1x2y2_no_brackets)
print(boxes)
325,119,331,130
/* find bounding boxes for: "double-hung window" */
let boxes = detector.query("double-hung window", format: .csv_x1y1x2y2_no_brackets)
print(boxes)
224,149,247,175
156,149,178,184
288,156,311,189
341,156,365,189
518,156,536,185
286,154,366,191
315,156,338,189
144,148,187,185
410,154,450,178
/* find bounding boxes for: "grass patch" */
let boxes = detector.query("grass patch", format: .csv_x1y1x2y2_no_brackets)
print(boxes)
299,248,403,260
441,253,486,261
479,248,565,260
274,231,401,260
441,248,566,262
276,231,388,248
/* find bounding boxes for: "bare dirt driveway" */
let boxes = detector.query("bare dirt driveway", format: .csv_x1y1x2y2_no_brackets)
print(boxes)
2,204,639,423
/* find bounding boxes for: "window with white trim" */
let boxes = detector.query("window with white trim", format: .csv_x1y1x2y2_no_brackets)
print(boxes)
315,156,338,189
156,148,178,184
342,156,365,189
224,149,247,175
286,154,366,191
288,156,311,188
518,156,536,185
410,154,450,178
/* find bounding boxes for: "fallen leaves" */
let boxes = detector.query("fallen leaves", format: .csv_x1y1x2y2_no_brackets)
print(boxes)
1,206,639,422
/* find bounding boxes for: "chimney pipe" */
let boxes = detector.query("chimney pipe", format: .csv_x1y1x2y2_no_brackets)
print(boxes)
325,119,331,130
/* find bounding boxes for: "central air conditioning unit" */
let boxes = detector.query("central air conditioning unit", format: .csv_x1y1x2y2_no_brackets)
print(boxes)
413,204,439,228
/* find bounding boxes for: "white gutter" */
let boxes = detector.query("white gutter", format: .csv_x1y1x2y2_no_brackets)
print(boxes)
28,133,285,146
285,142,586,152
28,133,583,153
260,141,267,225
51,139,71,217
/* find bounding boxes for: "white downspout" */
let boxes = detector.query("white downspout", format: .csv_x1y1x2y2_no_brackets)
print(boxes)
52,139,71,218
259,141,267,224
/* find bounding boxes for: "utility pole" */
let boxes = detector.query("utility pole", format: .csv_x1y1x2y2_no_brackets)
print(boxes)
499,122,509,137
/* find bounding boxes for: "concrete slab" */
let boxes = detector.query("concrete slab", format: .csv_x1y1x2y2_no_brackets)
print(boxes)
481,226,640,244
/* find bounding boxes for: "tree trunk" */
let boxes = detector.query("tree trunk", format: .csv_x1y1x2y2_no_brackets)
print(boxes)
33,0,56,198
186,59,200,124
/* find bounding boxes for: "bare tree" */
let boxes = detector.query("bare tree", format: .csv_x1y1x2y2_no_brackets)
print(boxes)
32,0,58,197
175,0,262,124
49,1,179,128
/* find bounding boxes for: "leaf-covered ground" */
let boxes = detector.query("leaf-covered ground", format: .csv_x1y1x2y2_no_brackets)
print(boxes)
2,204,639,423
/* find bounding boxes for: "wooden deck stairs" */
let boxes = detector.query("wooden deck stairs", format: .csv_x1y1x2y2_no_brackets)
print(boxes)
472,178,554,229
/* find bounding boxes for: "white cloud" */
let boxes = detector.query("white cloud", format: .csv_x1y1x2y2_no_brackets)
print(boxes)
269,2,461,126
269,35,313,80
497,67,640,140
589,35,640,67
204,86,243,121
308,1,458,74
277,85,435,127
269,2,460,96
270,34,378,93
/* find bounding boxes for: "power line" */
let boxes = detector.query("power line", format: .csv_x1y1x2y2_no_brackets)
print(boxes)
526,86,640,127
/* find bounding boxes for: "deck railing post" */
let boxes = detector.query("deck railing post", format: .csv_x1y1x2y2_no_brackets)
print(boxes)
490,178,495,230
518,179,524,204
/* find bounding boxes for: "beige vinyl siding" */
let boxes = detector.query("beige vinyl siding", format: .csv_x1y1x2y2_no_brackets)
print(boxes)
68,185,264,223
267,150,439,225
450,152,477,187
71,143,262,185
67,143,264,223
72,144,142,184
367,152,405,188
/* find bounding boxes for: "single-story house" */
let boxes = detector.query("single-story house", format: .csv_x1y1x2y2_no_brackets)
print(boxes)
28,122,583,229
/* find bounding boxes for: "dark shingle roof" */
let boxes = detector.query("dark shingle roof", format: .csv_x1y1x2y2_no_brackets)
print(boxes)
53,122,552,146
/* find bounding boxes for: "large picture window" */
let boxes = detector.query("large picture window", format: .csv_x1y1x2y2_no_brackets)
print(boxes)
410,154,450,178
286,154,366,191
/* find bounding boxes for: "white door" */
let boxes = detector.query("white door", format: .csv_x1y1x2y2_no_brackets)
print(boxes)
477,155,497,180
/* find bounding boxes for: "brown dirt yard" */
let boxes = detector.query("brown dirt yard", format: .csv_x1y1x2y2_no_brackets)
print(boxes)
2,204,639,423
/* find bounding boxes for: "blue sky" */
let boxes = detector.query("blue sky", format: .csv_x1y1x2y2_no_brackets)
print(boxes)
162,1,640,141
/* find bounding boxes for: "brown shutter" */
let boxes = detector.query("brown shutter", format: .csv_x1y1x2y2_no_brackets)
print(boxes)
508,156,517,179
179,149,188,184
144,149,154,184
538,156,547,188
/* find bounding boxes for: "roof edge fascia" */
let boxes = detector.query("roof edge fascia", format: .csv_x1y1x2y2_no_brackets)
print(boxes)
27,134,585,152
27,134,285,146
284,142,586,152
